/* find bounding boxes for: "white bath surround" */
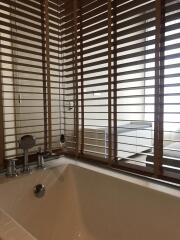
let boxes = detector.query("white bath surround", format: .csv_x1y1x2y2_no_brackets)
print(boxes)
0,157,180,240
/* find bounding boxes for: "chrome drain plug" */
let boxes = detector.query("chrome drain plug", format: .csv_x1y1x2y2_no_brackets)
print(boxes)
34,184,46,198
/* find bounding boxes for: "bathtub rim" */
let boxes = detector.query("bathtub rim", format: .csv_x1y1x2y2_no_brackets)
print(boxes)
0,156,180,198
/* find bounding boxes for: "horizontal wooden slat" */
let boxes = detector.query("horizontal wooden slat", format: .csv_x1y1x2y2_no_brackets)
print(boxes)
0,2,41,22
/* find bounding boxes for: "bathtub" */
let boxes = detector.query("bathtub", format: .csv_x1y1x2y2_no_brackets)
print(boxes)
0,157,180,240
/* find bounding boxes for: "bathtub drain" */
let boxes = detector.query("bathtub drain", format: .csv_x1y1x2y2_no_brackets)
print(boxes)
34,184,46,198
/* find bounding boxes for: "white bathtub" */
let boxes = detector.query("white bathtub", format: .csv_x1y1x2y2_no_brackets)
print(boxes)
0,157,180,240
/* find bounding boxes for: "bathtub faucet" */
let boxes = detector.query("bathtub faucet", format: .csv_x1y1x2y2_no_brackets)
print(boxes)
37,147,45,169
6,158,18,177
23,148,30,173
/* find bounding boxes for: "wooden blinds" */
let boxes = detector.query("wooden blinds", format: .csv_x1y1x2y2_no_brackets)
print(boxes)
0,0,180,183
62,0,180,183
0,0,65,165
64,0,157,164
162,0,180,177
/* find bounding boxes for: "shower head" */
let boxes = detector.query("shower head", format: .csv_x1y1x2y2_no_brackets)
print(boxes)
19,135,36,150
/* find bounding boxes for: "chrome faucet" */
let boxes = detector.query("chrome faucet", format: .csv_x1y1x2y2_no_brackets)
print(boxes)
6,158,18,177
23,148,30,173
19,135,36,174
37,147,45,169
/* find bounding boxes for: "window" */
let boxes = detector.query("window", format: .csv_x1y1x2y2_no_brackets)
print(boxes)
145,2,180,175
0,0,64,165
0,0,180,183
62,0,180,183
